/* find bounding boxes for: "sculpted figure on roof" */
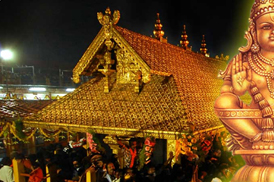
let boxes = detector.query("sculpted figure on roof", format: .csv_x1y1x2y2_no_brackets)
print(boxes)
97,7,120,41
214,0,274,181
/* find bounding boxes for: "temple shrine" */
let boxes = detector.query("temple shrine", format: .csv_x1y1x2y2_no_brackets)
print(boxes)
0,7,232,181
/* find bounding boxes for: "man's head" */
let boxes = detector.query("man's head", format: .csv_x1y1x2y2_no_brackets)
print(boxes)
90,154,103,168
72,158,80,168
1,156,12,166
130,140,137,150
106,162,115,176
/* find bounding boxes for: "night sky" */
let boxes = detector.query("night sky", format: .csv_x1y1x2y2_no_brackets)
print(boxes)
0,0,254,69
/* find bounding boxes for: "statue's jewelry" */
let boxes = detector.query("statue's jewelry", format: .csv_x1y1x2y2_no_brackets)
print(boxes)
257,51,274,66
251,43,260,53
230,86,234,93
248,53,274,98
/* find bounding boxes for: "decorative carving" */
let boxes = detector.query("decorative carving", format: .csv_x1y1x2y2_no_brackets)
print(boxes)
112,31,151,84
116,48,142,92
97,50,116,93
167,139,176,167
97,7,120,43
103,135,120,154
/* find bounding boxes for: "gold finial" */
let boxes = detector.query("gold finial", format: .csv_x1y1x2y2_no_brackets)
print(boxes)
97,7,120,26
251,0,274,20
180,25,190,50
105,7,111,15
153,13,165,40
215,53,229,61
200,35,209,57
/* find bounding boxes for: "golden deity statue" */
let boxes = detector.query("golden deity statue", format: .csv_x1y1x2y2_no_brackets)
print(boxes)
214,0,274,181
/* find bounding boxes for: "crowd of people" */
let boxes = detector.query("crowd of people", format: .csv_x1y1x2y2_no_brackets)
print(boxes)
0,134,244,182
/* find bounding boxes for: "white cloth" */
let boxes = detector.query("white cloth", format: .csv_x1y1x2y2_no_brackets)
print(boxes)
0,165,14,182
104,173,112,182
104,173,120,182
211,177,222,182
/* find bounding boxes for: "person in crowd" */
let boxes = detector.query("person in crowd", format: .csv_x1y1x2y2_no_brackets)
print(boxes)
102,161,120,182
116,137,138,169
143,165,156,182
0,156,14,182
71,157,85,181
28,162,44,182
15,153,33,172
123,168,136,182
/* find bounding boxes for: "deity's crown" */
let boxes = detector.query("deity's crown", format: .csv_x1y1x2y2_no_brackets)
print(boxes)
251,0,274,20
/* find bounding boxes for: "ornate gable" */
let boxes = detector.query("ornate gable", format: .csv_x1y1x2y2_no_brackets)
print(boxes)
73,8,151,93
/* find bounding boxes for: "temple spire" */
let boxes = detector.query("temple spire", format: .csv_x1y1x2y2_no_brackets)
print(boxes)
180,25,191,50
153,13,167,43
200,35,209,57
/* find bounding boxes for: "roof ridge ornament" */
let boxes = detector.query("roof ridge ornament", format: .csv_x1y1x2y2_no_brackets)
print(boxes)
97,7,120,46
153,13,165,41
180,25,191,51
97,7,120,26
200,35,209,57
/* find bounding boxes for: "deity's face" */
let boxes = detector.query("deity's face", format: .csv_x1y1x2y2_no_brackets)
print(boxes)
256,13,274,52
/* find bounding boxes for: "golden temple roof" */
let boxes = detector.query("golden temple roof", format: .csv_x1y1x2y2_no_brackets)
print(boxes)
113,26,227,127
22,8,227,139
24,73,191,138
0,100,54,120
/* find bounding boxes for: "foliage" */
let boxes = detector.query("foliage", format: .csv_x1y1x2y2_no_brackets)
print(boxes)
137,135,156,170
87,129,105,154
177,126,214,165
13,117,26,140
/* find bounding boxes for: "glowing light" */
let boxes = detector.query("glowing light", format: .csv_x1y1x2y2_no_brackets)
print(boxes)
66,88,75,92
0,49,13,60
0,86,3,89
29,87,46,91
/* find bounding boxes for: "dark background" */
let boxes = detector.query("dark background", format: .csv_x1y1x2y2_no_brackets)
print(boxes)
0,0,254,69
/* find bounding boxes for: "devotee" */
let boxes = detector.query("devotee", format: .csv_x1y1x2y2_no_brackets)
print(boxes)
115,137,138,169
102,161,120,182
0,156,14,182
71,157,85,181
27,162,44,182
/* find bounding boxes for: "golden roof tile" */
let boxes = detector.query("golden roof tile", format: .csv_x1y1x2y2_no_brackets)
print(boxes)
0,100,54,120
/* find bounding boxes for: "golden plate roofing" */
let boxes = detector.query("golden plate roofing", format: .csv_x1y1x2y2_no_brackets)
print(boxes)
22,20,227,138
114,26,227,131
0,100,54,120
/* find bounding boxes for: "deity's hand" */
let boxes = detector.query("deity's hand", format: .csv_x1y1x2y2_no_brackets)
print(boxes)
231,53,252,96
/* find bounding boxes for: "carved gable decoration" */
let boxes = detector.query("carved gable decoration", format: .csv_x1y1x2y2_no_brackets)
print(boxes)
73,8,151,93
115,49,142,91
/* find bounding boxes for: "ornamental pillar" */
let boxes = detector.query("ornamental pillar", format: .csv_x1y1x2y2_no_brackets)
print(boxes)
28,134,36,154
13,159,26,182
166,139,176,167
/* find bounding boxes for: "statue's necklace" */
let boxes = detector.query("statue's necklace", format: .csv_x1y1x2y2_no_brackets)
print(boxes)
249,53,274,98
258,52,274,66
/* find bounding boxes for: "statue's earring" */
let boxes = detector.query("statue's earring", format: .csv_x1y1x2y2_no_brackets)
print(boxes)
251,43,260,53
251,31,260,53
